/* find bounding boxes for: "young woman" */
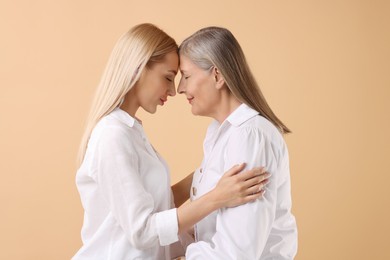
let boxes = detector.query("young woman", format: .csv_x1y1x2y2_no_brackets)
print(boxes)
73,23,270,260
178,27,298,259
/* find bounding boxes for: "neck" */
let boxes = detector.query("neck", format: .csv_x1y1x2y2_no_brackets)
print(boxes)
120,90,139,118
213,91,242,124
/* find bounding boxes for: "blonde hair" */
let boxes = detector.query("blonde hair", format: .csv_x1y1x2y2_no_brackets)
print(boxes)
179,26,291,134
78,23,178,165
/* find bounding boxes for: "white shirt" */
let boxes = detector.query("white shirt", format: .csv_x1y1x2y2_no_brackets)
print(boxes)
73,108,181,260
186,104,298,260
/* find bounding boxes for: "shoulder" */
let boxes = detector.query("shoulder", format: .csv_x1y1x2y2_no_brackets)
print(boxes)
91,115,139,151
229,115,285,146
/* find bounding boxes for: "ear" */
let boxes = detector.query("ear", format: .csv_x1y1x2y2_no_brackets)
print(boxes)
213,67,225,90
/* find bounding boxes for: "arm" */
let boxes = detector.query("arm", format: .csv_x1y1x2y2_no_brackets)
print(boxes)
171,172,194,207
97,127,268,250
186,128,279,259
96,127,179,248
176,163,268,233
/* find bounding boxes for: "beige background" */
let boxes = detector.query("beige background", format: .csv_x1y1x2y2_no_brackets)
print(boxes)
1,0,389,259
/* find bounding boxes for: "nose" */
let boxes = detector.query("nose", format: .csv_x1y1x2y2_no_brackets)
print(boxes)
177,79,185,94
168,83,176,97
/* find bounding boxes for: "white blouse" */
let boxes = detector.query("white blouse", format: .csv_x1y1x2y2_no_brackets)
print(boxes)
73,108,181,260
186,104,298,260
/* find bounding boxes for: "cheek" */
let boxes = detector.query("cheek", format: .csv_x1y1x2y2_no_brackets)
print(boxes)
143,79,163,98
196,79,216,101
188,77,207,96
137,89,154,108
153,77,168,91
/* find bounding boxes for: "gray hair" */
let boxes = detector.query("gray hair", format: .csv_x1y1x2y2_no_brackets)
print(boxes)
179,26,291,134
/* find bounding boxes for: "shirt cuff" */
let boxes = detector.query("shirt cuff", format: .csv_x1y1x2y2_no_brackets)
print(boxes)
155,208,179,246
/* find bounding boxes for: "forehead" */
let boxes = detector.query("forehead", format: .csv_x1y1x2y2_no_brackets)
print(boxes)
151,51,179,72
164,51,179,64
179,55,197,70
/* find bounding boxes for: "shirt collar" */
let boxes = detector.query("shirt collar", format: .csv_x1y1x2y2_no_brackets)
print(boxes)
110,107,140,127
226,103,259,127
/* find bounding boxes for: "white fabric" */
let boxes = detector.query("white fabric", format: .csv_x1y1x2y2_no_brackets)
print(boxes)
73,108,180,260
186,104,298,260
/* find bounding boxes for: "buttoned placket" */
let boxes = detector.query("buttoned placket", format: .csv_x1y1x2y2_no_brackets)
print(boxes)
192,121,231,242
197,122,230,185
134,122,160,161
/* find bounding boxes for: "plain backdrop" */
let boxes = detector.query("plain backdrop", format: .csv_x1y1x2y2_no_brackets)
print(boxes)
1,0,389,259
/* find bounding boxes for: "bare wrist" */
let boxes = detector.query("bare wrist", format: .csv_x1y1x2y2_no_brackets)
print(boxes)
205,189,223,211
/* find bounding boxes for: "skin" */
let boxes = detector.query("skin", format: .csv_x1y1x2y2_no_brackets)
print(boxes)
120,51,270,234
178,54,242,123
121,51,178,117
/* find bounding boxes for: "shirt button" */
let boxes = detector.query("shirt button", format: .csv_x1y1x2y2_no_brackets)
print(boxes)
200,168,203,173
192,187,197,196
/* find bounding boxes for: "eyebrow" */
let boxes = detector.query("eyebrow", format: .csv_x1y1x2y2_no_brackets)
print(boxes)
167,69,177,74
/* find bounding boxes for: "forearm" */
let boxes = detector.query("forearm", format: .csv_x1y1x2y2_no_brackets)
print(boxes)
176,189,220,233
171,171,194,207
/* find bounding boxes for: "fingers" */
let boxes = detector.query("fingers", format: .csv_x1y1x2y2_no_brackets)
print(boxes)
224,166,270,207
243,172,271,189
237,166,267,181
223,163,246,177
244,179,269,196
228,188,266,208
242,189,266,203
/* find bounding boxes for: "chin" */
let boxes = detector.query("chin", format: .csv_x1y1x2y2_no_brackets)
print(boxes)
144,106,157,114
191,107,201,116
191,107,210,118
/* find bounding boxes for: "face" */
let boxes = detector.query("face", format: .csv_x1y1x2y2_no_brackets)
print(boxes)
177,55,222,117
133,51,179,114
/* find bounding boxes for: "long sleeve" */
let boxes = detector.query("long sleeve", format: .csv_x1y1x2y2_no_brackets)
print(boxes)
186,127,283,259
94,126,179,249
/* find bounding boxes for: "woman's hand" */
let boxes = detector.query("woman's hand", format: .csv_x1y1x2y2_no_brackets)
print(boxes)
210,163,270,208
176,164,269,233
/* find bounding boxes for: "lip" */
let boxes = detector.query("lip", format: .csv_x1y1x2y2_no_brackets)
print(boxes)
160,98,167,105
187,97,194,104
